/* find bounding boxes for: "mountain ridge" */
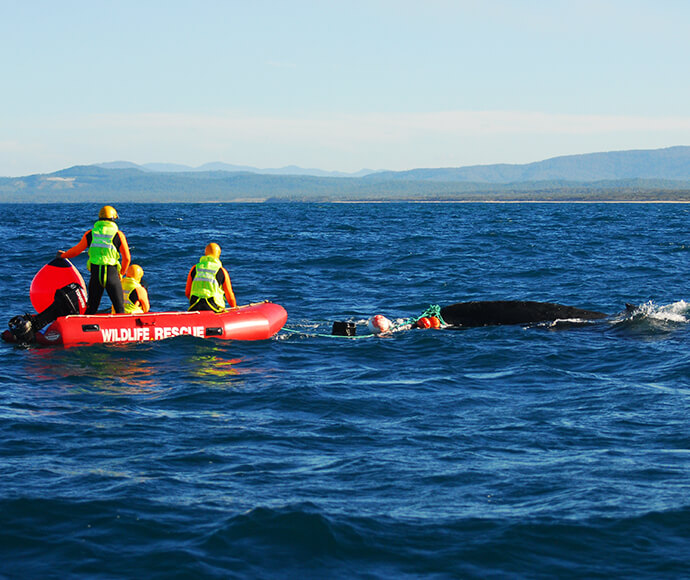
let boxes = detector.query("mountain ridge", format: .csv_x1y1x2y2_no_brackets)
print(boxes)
2,146,690,202
95,146,690,182
365,146,690,183
96,161,376,178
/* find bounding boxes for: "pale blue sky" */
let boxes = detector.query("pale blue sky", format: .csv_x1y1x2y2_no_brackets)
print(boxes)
2,0,689,176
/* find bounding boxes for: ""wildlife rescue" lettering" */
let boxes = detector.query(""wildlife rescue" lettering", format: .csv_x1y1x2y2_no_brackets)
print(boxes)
100,325,205,342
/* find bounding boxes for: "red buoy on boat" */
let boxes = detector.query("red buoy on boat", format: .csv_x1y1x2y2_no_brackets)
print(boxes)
30,258,87,314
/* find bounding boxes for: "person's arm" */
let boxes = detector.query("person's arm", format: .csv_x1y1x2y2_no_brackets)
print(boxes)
185,266,196,299
136,287,150,313
221,268,237,308
59,232,89,259
118,232,131,276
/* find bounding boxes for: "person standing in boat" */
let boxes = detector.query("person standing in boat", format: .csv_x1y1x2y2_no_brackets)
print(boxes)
121,264,150,314
185,243,237,312
58,205,131,314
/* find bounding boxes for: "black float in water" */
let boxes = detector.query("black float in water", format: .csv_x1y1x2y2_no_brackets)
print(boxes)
332,321,357,336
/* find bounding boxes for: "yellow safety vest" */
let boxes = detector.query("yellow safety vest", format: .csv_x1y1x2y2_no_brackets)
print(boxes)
122,277,144,314
190,255,225,311
88,220,120,267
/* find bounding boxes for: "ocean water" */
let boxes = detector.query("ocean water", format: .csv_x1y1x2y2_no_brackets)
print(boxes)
1,202,689,579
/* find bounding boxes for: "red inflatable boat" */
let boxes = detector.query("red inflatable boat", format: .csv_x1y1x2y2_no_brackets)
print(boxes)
3,258,287,347
26,302,288,346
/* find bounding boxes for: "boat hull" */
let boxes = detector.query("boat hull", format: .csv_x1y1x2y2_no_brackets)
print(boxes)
4,302,287,346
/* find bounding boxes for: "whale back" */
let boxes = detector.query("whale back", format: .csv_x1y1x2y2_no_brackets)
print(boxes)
440,300,609,327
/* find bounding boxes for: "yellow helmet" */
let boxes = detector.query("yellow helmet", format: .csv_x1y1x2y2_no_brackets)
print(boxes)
205,243,221,259
98,205,118,220
125,264,144,282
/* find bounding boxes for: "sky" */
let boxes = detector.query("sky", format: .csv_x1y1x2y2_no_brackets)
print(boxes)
2,0,690,177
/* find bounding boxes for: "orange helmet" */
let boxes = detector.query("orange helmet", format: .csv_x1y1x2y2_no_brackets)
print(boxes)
125,264,144,282
205,243,221,259
98,205,118,220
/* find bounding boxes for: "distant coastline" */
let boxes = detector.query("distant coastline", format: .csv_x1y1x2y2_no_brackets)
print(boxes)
2,146,689,203
330,199,690,204
4,198,690,205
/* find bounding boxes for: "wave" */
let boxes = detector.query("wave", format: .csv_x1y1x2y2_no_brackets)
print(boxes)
621,300,689,323
605,301,690,338
2,498,688,578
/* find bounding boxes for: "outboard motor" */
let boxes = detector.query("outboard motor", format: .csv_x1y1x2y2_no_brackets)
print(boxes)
7,282,87,345
8,314,35,344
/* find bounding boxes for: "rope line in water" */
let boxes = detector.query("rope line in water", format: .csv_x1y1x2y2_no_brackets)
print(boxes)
280,327,378,339
280,304,446,339
390,303,447,331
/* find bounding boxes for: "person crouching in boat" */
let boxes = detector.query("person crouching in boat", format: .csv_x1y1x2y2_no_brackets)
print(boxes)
58,205,131,314
121,264,150,314
185,243,237,312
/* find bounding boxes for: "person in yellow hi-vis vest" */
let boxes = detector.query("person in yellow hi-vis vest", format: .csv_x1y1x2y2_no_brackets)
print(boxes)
185,243,237,312
121,264,150,314
58,205,131,314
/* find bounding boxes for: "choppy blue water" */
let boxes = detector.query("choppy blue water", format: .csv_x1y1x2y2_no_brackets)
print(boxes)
1,202,689,579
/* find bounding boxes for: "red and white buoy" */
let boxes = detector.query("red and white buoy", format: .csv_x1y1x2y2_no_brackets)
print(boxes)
367,314,392,334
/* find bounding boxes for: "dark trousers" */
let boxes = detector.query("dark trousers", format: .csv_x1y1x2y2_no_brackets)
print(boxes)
188,297,222,312
87,264,125,314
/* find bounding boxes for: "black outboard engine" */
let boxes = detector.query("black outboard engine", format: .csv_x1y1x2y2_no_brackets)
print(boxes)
7,282,87,345
8,314,35,344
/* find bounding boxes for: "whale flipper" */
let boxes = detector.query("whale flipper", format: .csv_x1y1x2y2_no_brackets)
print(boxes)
440,300,609,327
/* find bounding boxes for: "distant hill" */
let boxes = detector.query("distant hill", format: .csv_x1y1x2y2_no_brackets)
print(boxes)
366,146,690,183
2,147,690,202
97,146,690,184
97,161,376,178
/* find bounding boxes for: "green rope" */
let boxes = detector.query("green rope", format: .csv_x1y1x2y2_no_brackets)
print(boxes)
280,327,379,339
387,304,446,331
280,304,447,339
423,304,446,324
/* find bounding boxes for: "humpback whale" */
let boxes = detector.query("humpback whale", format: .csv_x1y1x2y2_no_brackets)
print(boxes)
440,301,609,328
